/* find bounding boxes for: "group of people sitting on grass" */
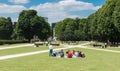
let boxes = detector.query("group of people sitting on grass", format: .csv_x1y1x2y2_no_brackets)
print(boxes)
49,45,85,58
66,50,85,58
50,49,85,58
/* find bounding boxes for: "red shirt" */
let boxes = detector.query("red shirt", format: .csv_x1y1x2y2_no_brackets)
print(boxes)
67,52,73,58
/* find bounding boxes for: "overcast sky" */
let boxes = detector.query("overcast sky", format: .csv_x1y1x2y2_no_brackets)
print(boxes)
0,0,105,23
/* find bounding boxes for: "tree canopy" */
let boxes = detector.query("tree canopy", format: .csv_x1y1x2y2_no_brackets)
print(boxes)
15,10,51,42
0,17,13,39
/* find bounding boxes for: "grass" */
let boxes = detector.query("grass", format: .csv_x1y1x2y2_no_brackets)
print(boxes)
0,46,61,56
0,48,119,71
106,47,120,51
61,41,90,46
77,41,90,44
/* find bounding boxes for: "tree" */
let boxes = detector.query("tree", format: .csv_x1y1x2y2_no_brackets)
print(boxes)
0,17,13,39
16,10,51,42
7,17,13,39
31,16,51,41
55,0,120,42
55,18,78,41
17,10,37,42
55,21,66,41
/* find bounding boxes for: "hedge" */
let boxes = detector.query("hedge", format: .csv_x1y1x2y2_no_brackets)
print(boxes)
0,40,28,45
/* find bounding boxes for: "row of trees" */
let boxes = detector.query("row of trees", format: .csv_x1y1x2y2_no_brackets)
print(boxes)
55,0,120,43
55,18,89,41
0,10,51,42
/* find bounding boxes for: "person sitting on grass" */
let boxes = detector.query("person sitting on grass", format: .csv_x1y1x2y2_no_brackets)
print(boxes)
72,50,79,58
78,51,82,57
81,53,85,58
66,50,73,58
74,51,79,57
72,50,76,58
78,51,85,58
59,49,64,58
72,50,75,55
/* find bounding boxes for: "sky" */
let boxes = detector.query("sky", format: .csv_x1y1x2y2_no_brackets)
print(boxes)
0,0,106,23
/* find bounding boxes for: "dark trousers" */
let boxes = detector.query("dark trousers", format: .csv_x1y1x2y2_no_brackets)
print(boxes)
49,49,53,56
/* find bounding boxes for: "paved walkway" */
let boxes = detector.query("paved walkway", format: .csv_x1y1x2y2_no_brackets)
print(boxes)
0,42,119,60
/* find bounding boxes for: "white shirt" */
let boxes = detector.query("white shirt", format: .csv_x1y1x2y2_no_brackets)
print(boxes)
74,52,79,57
49,45,53,49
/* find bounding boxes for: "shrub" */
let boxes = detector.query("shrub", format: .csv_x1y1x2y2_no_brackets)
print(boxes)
0,40,28,45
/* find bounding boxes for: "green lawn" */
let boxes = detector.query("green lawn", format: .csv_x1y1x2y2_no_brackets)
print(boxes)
0,48,119,71
61,41,89,45
106,47,120,51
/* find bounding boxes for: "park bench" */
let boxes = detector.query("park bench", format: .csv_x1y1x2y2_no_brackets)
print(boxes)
107,42,119,47
93,43,108,48
50,42,60,46
93,44,102,47
34,42,44,47
51,43,60,46
110,44,118,47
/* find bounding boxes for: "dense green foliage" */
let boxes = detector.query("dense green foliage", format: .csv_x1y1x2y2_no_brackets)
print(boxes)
55,18,78,41
55,0,120,43
16,10,37,42
0,10,51,42
88,0,120,42
31,16,51,41
15,10,51,42
0,17,13,40
0,40,28,45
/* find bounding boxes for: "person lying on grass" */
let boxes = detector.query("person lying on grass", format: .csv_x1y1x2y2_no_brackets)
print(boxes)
53,51,59,57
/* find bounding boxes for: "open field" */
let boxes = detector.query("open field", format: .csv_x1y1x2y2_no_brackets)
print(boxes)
0,47,119,71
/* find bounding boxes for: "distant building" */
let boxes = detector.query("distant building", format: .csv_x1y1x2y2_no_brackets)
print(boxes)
12,22,17,29
51,23,56,29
